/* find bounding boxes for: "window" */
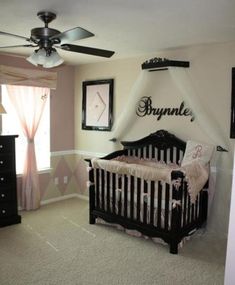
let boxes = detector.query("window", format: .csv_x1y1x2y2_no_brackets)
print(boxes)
1,85,50,174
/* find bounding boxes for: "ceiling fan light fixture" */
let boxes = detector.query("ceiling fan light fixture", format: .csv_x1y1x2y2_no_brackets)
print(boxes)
43,49,64,68
26,51,39,66
36,48,47,65
26,48,64,68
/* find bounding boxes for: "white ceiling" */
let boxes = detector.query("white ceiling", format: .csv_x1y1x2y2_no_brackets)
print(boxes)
0,0,235,66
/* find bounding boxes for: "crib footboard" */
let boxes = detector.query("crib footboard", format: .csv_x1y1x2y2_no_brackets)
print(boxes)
87,163,208,254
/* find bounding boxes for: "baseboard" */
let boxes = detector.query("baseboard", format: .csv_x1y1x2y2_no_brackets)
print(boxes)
18,193,89,210
40,193,88,206
76,194,89,201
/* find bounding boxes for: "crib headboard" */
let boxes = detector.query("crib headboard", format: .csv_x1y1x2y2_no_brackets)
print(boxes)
121,129,186,165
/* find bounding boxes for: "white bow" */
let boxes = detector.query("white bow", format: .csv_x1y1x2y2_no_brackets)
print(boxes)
172,199,181,209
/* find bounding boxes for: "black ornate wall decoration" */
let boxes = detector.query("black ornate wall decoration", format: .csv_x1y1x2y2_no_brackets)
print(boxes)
142,57,190,71
136,96,194,122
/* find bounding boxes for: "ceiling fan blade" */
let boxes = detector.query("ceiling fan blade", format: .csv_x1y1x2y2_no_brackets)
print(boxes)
0,31,30,41
50,27,94,45
60,44,115,58
0,44,36,49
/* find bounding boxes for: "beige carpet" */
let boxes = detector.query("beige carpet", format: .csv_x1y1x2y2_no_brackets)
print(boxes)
0,198,226,285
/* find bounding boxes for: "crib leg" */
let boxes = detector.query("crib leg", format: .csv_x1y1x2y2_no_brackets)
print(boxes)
169,242,178,254
89,213,96,224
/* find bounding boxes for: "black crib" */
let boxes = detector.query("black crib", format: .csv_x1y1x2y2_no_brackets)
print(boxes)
86,130,208,254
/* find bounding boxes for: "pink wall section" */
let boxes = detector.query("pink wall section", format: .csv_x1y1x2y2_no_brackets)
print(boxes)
0,54,75,151
50,66,74,151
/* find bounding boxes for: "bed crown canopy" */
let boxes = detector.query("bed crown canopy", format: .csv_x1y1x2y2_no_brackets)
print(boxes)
111,57,228,154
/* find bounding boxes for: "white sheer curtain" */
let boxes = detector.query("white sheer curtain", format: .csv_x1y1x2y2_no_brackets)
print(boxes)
6,85,49,210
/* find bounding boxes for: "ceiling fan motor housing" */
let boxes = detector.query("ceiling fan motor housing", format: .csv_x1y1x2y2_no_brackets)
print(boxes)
31,27,61,47
30,11,61,49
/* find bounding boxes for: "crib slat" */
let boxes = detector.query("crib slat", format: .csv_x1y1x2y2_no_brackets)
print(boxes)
130,176,135,220
101,170,105,210
146,145,149,158
124,175,128,218
106,172,110,212
157,148,161,161
191,203,195,222
150,181,155,225
88,163,96,224
187,190,191,224
183,185,187,227
143,181,148,224
112,173,116,214
152,145,155,158
164,184,170,231
176,149,180,165
96,169,100,209
118,176,122,216
169,146,173,162
140,147,144,158
163,148,167,163
195,195,199,220
157,182,162,228
136,178,141,222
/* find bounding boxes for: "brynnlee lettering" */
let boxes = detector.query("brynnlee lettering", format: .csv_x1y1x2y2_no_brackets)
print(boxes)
136,96,195,122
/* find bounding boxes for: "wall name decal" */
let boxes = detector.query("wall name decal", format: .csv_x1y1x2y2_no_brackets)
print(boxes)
136,96,195,122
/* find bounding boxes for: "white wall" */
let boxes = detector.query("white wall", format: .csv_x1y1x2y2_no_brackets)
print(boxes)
74,41,235,237
225,148,235,285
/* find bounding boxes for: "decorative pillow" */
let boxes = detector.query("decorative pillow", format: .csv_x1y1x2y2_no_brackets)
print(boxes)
181,140,214,167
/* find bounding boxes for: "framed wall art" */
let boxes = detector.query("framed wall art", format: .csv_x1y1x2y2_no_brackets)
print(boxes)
82,79,114,131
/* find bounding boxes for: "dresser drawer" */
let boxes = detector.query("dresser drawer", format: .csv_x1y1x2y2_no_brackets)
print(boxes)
0,203,17,217
0,186,14,202
0,154,14,172
0,139,14,154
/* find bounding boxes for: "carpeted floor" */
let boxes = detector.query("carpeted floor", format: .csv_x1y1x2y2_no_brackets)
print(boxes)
0,198,226,285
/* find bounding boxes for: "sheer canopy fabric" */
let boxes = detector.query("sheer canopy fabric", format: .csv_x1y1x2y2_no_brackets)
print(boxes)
112,68,228,151
6,85,49,210
111,67,230,220
168,67,228,150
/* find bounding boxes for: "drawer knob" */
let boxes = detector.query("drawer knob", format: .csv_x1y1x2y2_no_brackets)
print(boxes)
1,209,6,214
0,145,3,149
0,161,4,165
1,194,5,197
0,177,4,181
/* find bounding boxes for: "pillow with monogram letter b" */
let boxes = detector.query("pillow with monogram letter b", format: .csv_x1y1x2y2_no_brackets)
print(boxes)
181,140,214,167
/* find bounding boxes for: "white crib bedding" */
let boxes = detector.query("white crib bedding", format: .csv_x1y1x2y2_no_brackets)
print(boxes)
91,156,209,203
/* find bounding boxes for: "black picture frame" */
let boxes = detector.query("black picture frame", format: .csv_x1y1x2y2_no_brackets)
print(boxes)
82,79,114,131
230,68,235,138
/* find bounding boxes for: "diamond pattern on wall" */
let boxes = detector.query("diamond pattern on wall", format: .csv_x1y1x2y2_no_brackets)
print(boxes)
53,156,72,194
38,153,91,203
39,172,51,198
74,158,89,194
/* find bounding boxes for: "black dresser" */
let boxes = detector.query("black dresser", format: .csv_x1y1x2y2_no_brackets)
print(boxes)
0,135,21,227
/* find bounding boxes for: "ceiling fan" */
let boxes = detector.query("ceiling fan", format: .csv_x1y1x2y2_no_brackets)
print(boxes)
0,11,115,68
